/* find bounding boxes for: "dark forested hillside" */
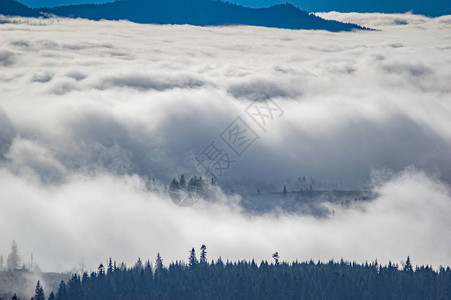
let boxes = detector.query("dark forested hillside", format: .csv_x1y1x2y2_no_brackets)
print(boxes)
0,0,40,17
0,0,369,31
9,250,451,300
36,0,365,31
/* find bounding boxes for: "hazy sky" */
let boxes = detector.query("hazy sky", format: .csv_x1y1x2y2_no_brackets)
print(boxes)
0,13,451,275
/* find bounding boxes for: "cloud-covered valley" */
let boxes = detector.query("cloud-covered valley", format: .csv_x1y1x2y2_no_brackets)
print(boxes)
0,13,451,272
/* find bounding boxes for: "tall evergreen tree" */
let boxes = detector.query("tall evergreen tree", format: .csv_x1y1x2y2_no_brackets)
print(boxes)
155,253,163,273
55,281,67,300
404,256,413,272
188,248,197,267
6,240,20,271
107,257,113,274
200,245,207,263
33,281,45,300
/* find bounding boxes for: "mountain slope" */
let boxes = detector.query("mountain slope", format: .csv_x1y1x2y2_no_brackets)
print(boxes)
17,0,451,16
206,0,451,17
37,0,365,31
296,0,451,17
0,0,40,17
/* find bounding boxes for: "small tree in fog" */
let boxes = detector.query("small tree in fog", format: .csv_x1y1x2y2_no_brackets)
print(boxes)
134,258,143,270
6,240,20,271
0,255,4,271
179,174,186,188
48,292,55,300
32,281,45,300
97,264,105,276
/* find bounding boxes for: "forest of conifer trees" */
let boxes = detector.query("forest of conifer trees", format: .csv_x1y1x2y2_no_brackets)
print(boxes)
5,246,451,300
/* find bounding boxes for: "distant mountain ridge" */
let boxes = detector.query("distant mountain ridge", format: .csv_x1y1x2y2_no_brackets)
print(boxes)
5,0,449,21
15,0,451,17
0,0,366,31
235,0,451,17
0,0,40,17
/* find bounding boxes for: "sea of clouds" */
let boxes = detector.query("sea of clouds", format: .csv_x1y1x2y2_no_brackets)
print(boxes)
0,13,451,273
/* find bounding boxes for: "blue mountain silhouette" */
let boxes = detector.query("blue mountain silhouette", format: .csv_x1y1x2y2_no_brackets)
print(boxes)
216,0,451,17
0,0,40,17
2,0,367,31
298,0,451,17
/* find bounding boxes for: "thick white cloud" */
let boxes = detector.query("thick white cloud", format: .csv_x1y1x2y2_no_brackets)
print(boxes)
0,13,450,272
0,168,450,272
317,11,451,30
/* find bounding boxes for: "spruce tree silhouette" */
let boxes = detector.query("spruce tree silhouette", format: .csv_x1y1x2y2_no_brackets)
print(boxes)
32,281,45,300
155,253,163,273
188,247,197,267
200,245,207,263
